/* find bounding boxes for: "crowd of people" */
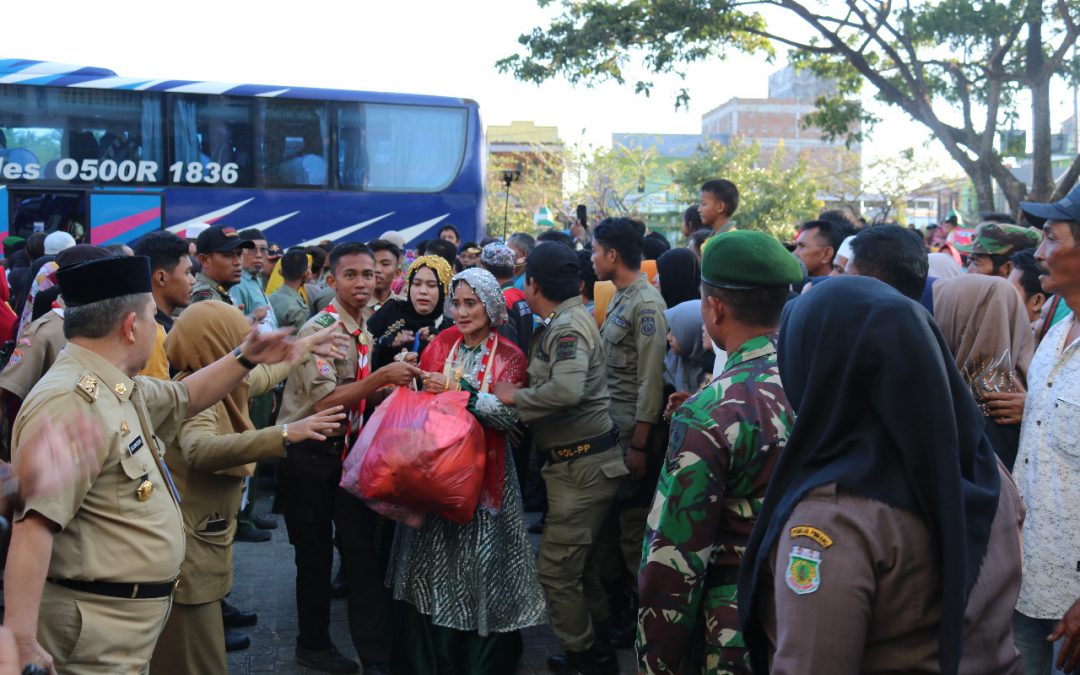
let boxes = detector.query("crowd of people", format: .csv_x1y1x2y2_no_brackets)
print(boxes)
0,175,1077,675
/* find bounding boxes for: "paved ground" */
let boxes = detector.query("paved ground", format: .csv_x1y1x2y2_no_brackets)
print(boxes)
228,498,637,674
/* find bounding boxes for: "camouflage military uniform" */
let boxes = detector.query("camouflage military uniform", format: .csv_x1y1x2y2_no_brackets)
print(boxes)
636,334,793,675
190,272,234,305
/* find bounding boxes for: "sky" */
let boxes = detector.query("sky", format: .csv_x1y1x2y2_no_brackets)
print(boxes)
6,0,1077,184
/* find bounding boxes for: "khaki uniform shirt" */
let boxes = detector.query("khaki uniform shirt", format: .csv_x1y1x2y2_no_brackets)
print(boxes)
600,276,667,441
15,342,190,583
269,284,310,333
280,306,366,431
0,309,66,400
190,272,234,305
168,361,291,604
515,296,613,449
760,472,1024,674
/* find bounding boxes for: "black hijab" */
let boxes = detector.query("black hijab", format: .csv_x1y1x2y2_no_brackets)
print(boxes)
367,258,452,368
737,275,1000,675
656,248,701,308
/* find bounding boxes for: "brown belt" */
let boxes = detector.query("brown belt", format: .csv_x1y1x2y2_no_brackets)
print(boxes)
546,428,619,464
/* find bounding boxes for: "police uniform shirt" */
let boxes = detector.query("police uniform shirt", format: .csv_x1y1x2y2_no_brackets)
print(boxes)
279,307,364,427
0,308,66,400
14,342,189,583
190,272,233,305
600,276,668,437
515,295,613,449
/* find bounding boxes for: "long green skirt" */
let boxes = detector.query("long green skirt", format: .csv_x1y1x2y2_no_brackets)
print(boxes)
389,600,524,675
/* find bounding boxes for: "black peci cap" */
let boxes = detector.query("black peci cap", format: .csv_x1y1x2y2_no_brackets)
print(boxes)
58,256,152,307
526,241,580,281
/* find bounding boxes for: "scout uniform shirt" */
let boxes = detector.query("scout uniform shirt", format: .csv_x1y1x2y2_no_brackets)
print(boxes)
514,295,612,450
600,276,667,444
279,305,364,427
269,284,310,333
637,335,793,675
0,308,65,400
14,342,190,583
190,272,234,305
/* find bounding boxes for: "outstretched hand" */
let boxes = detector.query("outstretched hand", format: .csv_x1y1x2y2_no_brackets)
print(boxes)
289,406,346,443
301,322,352,361
238,325,303,365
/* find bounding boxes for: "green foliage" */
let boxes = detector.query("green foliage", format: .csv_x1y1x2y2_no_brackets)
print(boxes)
496,0,772,108
499,0,1080,209
671,139,821,240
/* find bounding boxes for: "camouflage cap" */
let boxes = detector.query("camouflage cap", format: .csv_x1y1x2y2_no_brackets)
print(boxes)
701,230,803,290
955,222,1041,256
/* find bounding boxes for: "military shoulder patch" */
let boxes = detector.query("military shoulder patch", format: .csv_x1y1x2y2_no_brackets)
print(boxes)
313,313,337,329
554,335,578,361
785,545,821,595
790,525,833,548
640,315,656,336
190,289,214,303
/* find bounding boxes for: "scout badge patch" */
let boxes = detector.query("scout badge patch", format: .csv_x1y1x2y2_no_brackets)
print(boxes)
785,545,821,595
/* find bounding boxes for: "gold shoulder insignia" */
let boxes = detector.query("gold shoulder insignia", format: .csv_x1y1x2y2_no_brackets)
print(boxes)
790,526,833,549
75,373,99,402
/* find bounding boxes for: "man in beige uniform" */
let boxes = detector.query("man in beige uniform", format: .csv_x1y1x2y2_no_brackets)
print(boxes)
5,255,314,674
0,246,113,407
591,218,667,631
494,242,627,675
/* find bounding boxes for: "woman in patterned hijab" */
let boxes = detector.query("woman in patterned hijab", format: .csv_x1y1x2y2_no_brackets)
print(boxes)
386,267,546,674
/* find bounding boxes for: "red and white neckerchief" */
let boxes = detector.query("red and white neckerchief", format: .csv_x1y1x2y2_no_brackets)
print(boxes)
324,302,371,446
443,331,499,393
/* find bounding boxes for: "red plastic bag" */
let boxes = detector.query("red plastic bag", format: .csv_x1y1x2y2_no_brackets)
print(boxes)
340,387,487,525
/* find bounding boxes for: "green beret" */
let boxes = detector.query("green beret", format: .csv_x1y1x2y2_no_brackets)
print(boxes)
701,230,802,290
2,236,25,247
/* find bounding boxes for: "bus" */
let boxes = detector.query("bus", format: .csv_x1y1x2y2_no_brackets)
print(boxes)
0,59,484,249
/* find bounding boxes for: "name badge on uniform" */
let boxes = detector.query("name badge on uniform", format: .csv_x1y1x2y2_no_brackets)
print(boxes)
128,436,144,456
785,545,822,595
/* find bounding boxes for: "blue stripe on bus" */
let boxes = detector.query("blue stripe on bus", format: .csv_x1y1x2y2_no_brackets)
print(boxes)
144,80,196,91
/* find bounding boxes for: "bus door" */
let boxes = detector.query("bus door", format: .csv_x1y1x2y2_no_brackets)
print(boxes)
6,187,88,242
88,191,163,245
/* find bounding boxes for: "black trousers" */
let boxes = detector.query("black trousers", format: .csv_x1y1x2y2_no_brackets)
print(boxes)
281,441,392,663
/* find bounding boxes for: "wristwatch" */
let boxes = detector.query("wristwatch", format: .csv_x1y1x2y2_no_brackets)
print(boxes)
232,347,257,370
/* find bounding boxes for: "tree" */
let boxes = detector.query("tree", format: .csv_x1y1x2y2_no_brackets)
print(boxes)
497,0,1080,214
485,141,669,237
671,138,822,240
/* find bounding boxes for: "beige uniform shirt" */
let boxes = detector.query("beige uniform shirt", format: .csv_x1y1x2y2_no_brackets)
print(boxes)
515,296,613,449
760,471,1024,674
279,306,365,432
600,277,667,441
15,342,190,583
190,273,234,305
0,308,66,400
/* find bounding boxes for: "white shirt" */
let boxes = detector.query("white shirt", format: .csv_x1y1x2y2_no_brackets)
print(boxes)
1016,314,1080,619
